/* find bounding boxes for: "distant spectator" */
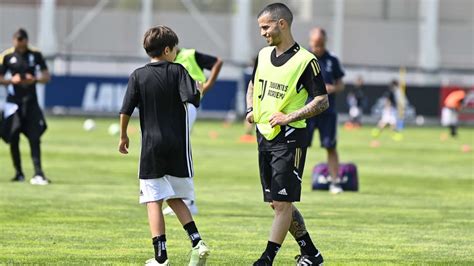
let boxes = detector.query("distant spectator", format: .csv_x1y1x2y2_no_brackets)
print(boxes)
441,90,466,137
371,80,399,140
346,76,365,127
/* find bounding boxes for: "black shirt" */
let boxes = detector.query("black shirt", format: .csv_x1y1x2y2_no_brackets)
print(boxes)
0,47,48,103
314,50,345,114
384,89,396,107
348,86,365,108
120,61,200,177
252,43,327,98
194,51,218,71
354,87,365,108
251,43,328,151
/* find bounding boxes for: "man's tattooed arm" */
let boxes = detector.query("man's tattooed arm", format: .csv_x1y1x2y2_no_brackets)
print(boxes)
286,94,329,124
246,81,254,109
246,81,255,123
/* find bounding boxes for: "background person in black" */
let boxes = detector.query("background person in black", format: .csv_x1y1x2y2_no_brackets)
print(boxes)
176,48,223,96
118,25,209,266
372,80,399,139
346,76,366,127
163,47,223,216
307,27,345,194
0,28,51,185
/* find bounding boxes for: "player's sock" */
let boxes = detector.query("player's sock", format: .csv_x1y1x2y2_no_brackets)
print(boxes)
296,233,320,257
183,221,202,247
10,136,22,174
29,138,43,176
152,235,167,263
260,241,281,263
450,125,457,137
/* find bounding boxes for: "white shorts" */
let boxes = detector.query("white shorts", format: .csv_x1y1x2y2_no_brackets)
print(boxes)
441,107,458,126
380,108,397,126
139,175,195,204
187,103,197,129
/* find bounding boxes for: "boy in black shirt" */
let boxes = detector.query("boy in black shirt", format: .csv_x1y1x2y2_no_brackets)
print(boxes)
119,25,209,266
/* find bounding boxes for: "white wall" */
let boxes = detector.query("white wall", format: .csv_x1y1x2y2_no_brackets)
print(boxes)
0,0,472,69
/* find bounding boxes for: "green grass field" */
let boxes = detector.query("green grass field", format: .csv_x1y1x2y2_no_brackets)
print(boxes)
0,117,472,265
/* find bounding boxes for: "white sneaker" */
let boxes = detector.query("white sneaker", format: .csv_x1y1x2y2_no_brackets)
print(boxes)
30,175,50,185
329,183,343,194
163,200,198,216
189,240,210,266
145,258,169,266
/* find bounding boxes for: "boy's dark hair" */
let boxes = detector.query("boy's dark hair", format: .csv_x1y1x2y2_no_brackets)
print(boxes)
143,25,179,58
13,28,29,40
258,3,293,26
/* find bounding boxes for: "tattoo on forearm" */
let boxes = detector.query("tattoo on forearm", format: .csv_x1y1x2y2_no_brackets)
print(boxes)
286,95,329,123
289,207,307,238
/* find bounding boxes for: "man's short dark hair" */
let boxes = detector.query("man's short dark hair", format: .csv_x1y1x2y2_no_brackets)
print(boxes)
318,28,327,38
143,25,179,58
257,3,293,26
13,28,28,40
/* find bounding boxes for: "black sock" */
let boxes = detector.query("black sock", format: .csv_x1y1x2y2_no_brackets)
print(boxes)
450,125,457,137
183,221,202,247
152,235,167,263
29,138,43,176
10,134,22,174
296,233,320,257
260,241,281,263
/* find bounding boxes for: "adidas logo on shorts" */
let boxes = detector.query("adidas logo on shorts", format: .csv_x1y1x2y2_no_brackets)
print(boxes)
278,188,288,195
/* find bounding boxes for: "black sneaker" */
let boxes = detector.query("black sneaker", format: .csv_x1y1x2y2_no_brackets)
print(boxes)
295,253,324,266
253,258,272,266
11,173,25,182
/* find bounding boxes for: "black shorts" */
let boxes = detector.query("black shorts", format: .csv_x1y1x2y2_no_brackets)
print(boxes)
259,147,307,202
1,100,47,143
307,112,337,148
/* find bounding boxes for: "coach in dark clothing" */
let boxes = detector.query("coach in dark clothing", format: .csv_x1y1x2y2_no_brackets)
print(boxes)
307,27,345,194
0,29,51,185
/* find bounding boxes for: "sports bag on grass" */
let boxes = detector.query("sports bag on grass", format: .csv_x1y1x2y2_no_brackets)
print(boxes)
312,163,359,191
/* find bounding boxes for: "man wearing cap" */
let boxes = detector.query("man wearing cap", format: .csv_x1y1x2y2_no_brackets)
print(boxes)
0,28,51,185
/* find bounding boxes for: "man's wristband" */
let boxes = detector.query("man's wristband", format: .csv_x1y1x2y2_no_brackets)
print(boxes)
246,107,253,115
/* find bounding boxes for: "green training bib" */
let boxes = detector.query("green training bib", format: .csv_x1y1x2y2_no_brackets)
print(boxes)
253,46,316,140
174,48,206,83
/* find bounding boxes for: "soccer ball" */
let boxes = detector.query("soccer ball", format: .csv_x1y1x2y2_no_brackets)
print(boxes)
83,119,96,131
108,123,120,136
415,115,425,126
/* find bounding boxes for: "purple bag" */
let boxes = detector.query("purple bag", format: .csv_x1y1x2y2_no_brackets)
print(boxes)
312,163,359,191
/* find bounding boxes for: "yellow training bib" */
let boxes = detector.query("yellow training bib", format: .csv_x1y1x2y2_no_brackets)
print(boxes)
253,46,316,140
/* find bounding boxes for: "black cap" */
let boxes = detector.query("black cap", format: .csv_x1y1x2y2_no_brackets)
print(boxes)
13,28,28,40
